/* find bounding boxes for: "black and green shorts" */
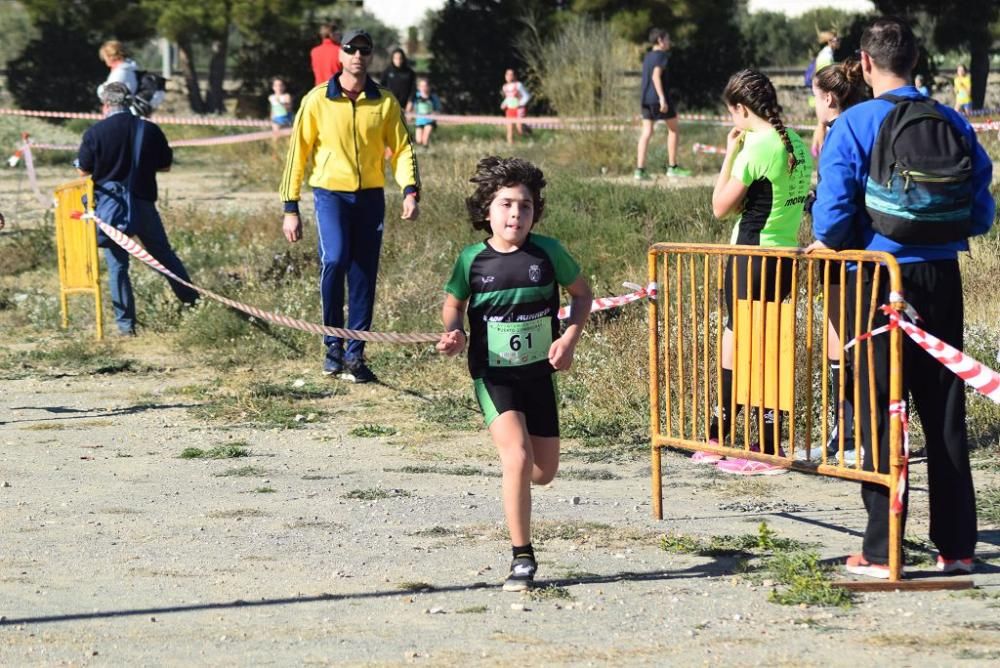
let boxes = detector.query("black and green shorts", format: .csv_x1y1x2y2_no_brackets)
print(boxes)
473,375,559,437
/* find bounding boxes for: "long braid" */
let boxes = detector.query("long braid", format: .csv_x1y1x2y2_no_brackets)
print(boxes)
723,68,799,173
764,106,798,173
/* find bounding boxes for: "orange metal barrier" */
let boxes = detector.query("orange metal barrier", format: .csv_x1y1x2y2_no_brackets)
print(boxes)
54,178,102,340
647,243,905,580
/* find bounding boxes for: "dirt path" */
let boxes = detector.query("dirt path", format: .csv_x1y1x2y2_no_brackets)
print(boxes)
2,345,999,666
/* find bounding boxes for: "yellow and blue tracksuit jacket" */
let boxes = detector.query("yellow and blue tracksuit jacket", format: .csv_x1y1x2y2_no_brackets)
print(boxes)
280,74,419,212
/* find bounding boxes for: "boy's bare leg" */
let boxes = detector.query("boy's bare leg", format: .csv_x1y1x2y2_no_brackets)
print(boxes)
666,117,680,167
529,435,559,485
636,119,655,169
422,125,434,146
490,411,534,545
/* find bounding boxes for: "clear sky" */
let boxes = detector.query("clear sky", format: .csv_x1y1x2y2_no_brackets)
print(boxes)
367,1,877,32
746,0,874,15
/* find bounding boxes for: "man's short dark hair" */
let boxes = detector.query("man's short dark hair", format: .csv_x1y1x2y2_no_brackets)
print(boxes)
648,28,668,45
465,156,546,231
861,17,918,77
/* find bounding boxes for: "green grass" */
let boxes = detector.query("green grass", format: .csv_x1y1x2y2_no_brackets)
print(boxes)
418,396,480,431
253,486,276,493
390,464,488,477
180,444,251,459
214,466,267,478
527,585,573,601
190,380,330,429
343,487,413,501
660,523,809,557
395,581,434,592
977,486,1000,526
455,605,488,614
349,424,398,437
764,552,854,608
0,339,147,379
3,111,998,469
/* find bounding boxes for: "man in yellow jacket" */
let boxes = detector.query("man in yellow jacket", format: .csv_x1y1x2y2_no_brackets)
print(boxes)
280,28,420,383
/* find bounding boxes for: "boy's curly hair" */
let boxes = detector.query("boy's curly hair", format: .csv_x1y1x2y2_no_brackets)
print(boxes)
465,156,546,231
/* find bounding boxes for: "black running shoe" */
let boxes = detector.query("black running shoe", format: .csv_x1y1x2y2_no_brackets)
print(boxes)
340,359,377,384
322,347,344,376
503,556,537,592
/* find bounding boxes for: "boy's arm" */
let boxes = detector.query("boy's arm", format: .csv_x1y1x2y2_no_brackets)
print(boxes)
437,293,468,356
549,275,592,371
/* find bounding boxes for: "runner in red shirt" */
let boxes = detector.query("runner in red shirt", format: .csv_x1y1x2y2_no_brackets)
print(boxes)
310,23,342,85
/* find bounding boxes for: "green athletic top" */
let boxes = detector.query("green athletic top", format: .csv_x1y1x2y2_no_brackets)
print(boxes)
445,233,581,381
728,127,812,247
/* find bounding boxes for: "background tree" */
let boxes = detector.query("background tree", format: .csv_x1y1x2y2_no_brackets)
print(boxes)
427,0,557,114
6,0,153,112
573,0,748,110
142,0,235,113
874,0,1000,108
233,3,397,118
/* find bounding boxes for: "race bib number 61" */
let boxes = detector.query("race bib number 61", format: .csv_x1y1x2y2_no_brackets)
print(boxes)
487,318,552,367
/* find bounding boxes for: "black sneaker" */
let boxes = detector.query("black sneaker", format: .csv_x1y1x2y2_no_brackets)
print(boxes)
340,359,377,384
503,556,537,592
322,348,344,376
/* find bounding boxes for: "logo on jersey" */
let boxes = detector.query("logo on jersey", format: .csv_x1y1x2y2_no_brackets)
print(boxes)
528,264,541,283
480,275,495,285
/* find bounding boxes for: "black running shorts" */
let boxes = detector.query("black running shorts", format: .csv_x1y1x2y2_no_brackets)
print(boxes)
473,375,559,437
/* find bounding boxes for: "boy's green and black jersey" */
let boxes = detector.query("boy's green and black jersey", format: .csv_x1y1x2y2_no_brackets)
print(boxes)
445,234,581,381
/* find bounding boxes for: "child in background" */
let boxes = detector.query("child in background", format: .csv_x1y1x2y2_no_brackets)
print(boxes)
695,69,812,475
953,64,971,113
810,60,869,464
914,74,929,97
412,78,441,148
269,78,293,131
500,69,531,144
437,156,592,591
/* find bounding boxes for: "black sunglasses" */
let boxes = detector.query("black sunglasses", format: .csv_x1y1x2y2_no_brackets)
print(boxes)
343,44,373,56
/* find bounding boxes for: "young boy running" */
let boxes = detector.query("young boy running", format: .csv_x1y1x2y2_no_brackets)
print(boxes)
437,157,592,591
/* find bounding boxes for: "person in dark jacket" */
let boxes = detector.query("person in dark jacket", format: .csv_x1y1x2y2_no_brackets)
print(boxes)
381,48,416,113
808,17,994,580
76,82,197,335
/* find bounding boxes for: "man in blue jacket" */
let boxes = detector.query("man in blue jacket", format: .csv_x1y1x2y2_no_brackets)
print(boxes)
809,17,994,578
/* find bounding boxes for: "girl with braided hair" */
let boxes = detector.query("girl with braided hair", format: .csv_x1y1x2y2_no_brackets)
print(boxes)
692,68,812,474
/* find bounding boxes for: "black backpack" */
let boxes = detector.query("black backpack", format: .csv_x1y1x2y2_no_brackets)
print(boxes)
864,94,973,244
130,70,166,117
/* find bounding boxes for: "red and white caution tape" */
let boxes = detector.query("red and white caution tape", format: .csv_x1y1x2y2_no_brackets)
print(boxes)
0,107,271,128
79,211,650,342
692,142,726,155
889,399,909,515
81,212,440,343
18,128,291,155
845,299,1000,404
16,135,50,208
557,281,657,319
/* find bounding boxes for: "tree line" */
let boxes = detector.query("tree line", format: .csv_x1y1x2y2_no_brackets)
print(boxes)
3,0,997,116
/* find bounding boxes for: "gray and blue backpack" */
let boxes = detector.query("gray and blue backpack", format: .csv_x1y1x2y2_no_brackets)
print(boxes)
865,94,973,244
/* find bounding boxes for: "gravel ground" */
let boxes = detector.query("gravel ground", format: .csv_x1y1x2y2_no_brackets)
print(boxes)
2,349,999,667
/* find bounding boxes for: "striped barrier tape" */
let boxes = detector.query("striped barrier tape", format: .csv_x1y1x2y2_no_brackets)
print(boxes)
845,299,1000,404
16,137,51,208
0,107,272,128
889,399,910,515
692,142,726,155
5,103,996,135
78,212,653,343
